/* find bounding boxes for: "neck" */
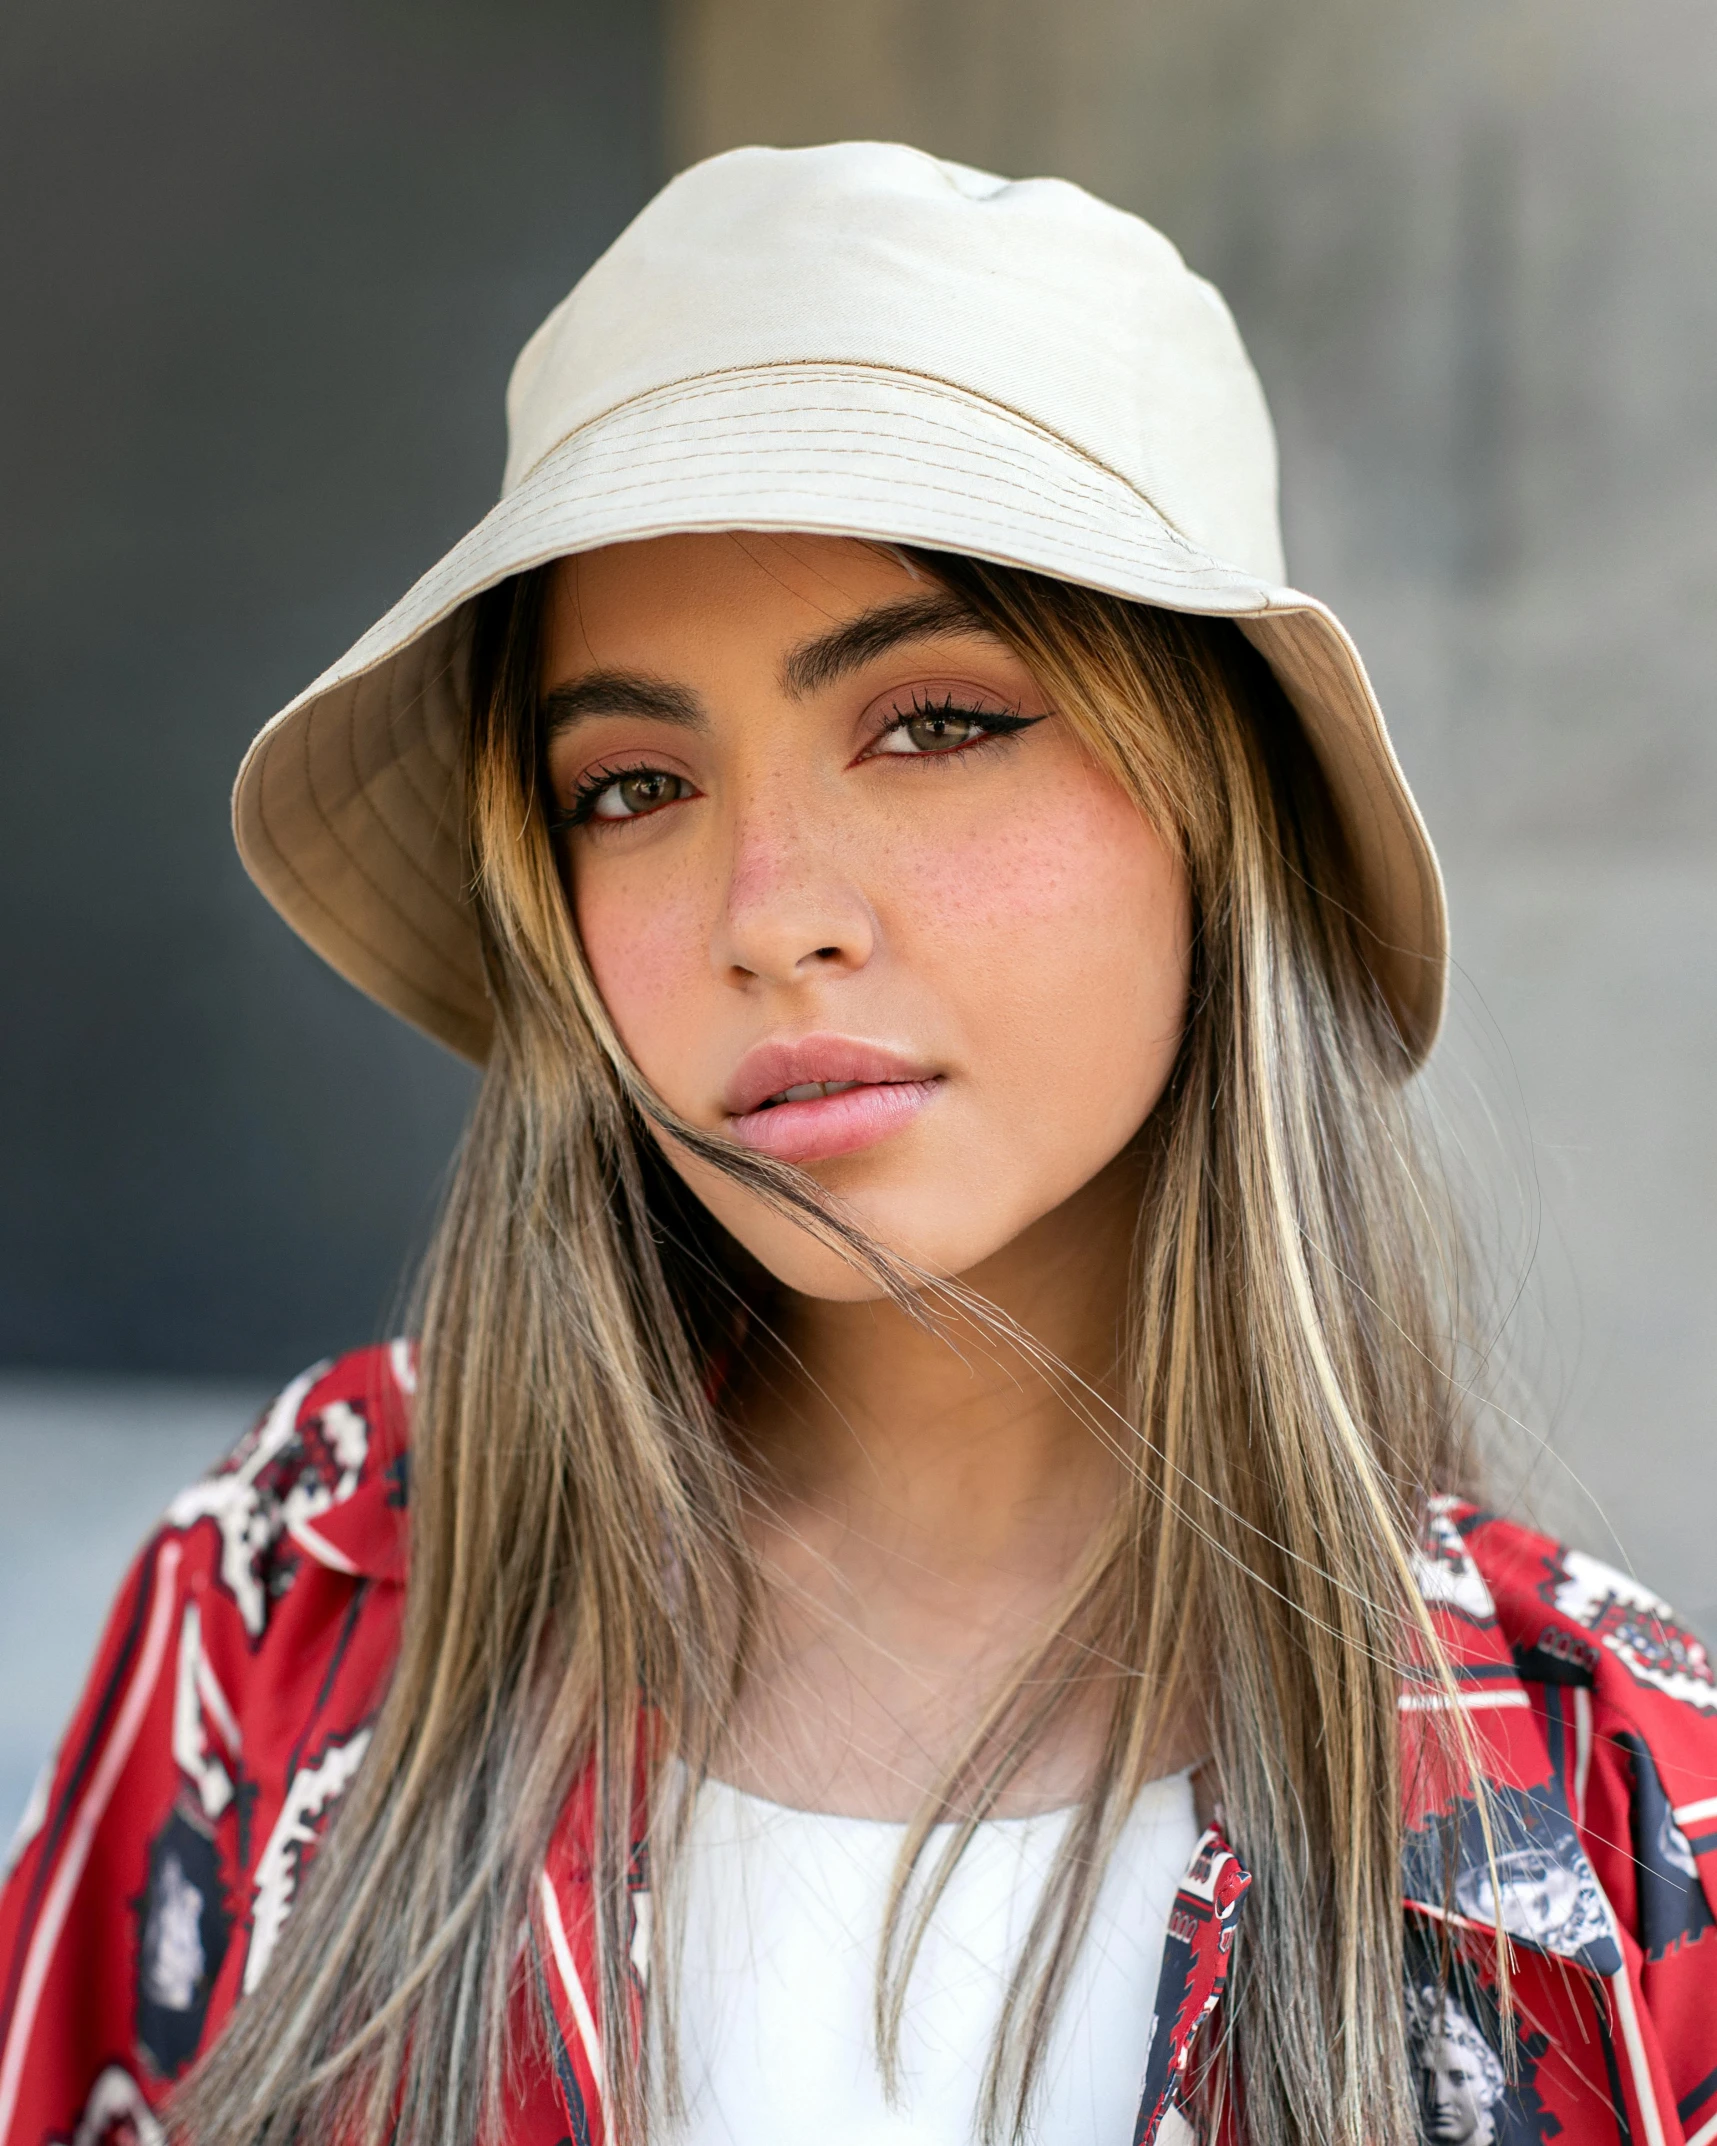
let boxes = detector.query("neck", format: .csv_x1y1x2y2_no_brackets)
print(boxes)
752,1156,1136,1562
718,1152,1144,1816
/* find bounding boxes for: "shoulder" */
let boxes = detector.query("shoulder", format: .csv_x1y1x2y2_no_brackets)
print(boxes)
163,1339,416,1628
1427,1494,1717,1793
1443,1499,1715,1708
1411,1500,1717,2033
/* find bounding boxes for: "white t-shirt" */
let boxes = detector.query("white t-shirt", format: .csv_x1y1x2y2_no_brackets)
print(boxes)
659,1770,1198,2146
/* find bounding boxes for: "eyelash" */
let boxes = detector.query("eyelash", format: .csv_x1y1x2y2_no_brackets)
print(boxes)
554,760,685,831
873,693,1044,756
553,696,1045,831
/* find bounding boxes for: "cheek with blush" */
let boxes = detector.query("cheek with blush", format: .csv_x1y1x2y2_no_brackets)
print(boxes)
879,755,1189,1141
572,856,714,1110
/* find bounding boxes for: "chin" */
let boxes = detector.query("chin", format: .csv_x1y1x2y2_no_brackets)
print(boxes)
707,1174,1019,1302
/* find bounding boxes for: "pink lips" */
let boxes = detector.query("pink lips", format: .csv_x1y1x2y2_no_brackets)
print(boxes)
723,1035,942,1164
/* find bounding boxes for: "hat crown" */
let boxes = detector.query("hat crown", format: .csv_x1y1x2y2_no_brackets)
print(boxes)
503,141,1285,584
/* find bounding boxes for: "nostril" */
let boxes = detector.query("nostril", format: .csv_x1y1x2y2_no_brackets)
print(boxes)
813,947,841,962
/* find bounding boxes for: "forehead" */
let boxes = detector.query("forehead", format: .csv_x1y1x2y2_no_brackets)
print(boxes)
539,531,933,682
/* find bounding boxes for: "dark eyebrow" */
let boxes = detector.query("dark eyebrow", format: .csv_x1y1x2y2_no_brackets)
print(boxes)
540,671,704,737
780,593,996,700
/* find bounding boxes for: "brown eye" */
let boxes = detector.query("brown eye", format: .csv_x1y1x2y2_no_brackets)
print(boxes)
871,707,998,756
902,711,983,752
580,770,695,823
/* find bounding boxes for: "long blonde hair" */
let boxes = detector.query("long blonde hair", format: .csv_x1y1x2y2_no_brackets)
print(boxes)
179,549,1478,2146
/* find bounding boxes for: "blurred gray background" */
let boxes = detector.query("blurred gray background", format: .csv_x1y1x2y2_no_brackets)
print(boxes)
0,0,659,1832
4,0,1713,1837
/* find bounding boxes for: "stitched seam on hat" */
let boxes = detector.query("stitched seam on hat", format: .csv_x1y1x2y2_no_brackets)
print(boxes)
306,384,1242,695
562,434,1122,519
560,372,1125,458
551,428,1134,525
515,440,1218,566
384,642,473,872
540,391,1135,511
511,401,1230,571
250,773,482,1036
507,360,1210,554
514,467,1227,583
258,682,482,1011
335,677,473,958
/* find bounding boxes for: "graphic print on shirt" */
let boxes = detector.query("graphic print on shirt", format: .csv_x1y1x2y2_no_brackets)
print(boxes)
1402,1938,1557,2146
171,1599,242,1823
165,1364,370,1640
49,2064,166,2146
626,1838,652,1994
1133,1829,1250,2144
1540,1546,1717,1714
134,1807,230,2078
1402,1778,1621,1976
1612,1730,1715,1959
243,1727,371,1993
1414,1498,1499,1627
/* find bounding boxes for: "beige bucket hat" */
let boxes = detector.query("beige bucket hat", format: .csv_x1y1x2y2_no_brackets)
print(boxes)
234,140,1446,1066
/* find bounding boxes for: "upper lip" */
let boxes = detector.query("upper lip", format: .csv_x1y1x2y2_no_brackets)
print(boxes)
722,1034,938,1118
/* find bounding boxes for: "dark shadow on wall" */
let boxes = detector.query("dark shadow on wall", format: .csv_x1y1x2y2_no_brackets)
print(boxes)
0,0,662,1376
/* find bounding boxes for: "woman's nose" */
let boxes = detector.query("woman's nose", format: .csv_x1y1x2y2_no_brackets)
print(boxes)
711,796,876,987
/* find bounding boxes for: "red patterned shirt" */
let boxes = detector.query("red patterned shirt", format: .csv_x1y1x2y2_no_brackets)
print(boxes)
3,1346,1715,2144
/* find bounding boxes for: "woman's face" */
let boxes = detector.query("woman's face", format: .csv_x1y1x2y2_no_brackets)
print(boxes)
540,533,1190,1299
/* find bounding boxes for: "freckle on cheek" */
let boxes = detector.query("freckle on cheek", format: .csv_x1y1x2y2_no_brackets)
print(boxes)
889,818,1088,929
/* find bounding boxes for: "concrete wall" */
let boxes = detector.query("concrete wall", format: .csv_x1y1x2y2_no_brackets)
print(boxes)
0,0,661,1378
667,0,1717,1625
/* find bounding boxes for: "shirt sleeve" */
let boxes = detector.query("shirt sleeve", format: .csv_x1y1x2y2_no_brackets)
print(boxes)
0,1344,410,2146
0,1518,198,2146
1580,1640,1717,2139
1473,1507,1717,2132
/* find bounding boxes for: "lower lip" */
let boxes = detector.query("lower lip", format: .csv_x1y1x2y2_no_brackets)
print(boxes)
726,1078,941,1164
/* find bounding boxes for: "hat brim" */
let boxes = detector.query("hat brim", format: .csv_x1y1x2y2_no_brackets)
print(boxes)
234,363,1446,1066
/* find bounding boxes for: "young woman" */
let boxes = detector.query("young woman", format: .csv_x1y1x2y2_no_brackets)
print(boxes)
4,142,1715,2146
